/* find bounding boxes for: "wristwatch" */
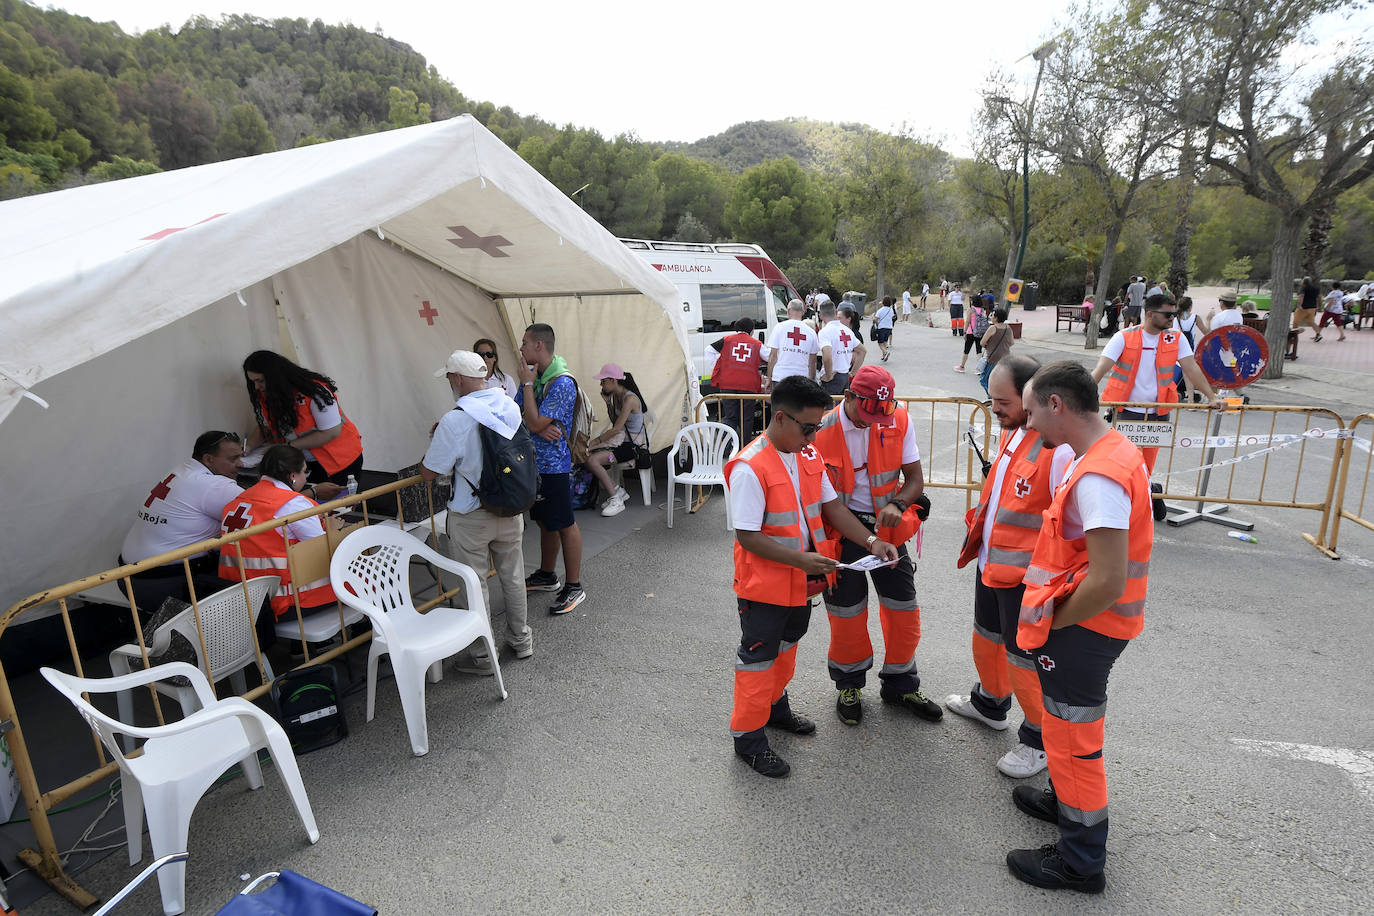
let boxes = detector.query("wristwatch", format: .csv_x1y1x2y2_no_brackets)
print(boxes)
888,498,908,512
865,534,878,548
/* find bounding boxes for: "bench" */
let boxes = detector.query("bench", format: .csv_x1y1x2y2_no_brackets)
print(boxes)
1241,314,1300,360
1056,305,1087,333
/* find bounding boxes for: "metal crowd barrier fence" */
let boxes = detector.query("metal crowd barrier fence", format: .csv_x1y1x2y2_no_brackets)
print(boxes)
1103,401,1348,557
0,475,449,909
1318,412,1374,556
694,393,994,511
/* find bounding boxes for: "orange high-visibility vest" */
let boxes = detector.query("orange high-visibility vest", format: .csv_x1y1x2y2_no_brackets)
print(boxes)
1101,327,1181,414
725,435,837,605
219,480,336,618
812,405,922,545
259,390,364,475
958,428,1058,587
1017,429,1152,650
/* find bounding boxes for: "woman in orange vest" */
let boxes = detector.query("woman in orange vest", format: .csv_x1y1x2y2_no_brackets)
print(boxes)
1006,361,1154,894
724,376,897,779
219,445,339,620
243,351,364,486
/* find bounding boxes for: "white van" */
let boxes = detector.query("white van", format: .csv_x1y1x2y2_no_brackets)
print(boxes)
619,238,801,381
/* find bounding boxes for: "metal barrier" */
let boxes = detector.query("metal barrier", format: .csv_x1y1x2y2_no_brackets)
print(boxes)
1104,401,1348,558
1318,412,1374,556
694,393,993,511
0,475,449,909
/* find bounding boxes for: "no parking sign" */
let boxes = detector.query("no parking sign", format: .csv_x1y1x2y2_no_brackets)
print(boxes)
1196,325,1269,389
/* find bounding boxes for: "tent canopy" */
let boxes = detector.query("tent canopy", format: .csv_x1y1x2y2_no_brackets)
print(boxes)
0,116,693,613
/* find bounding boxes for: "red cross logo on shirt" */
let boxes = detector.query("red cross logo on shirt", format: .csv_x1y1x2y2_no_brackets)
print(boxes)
222,504,254,533
145,473,176,508
731,342,753,362
786,325,806,347
1014,476,1032,498
1038,654,1056,671
839,329,852,347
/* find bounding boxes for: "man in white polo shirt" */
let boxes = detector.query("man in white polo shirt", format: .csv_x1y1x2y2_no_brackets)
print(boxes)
762,299,820,390
817,300,866,395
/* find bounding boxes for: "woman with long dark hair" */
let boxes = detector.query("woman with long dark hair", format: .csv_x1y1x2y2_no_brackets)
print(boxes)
584,363,649,517
243,351,364,485
472,337,519,399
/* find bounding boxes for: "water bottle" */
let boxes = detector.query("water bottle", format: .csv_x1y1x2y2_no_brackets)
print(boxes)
1227,531,1257,544
345,474,358,497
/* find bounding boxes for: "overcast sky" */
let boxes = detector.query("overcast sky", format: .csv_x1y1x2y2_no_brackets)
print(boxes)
47,0,1091,155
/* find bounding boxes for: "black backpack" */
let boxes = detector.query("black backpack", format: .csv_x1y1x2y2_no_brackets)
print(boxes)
458,408,538,516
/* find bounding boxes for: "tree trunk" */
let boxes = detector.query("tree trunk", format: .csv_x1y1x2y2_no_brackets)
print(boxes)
1299,205,1331,281
1168,133,1196,293
1263,214,1304,379
1085,221,1125,349
874,246,887,304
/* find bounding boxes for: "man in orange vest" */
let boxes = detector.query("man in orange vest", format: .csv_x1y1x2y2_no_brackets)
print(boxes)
811,365,938,726
709,317,764,444
1005,361,1153,893
948,356,1072,779
725,376,899,778
1092,290,1224,519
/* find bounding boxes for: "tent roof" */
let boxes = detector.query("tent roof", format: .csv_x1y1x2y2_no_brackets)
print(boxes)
0,116,689,423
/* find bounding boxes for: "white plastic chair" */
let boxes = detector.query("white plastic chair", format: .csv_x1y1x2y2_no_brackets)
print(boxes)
329,525,507,757
41,663,319,916
666,421,739,530
110,577,279,751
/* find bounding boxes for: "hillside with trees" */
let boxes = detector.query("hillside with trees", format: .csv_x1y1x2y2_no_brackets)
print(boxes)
3,0,1372,376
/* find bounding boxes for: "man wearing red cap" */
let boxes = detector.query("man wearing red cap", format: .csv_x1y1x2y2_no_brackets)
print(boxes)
811,365,940,725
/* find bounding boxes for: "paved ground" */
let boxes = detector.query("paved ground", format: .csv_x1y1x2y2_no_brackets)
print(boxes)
14,318,1374,915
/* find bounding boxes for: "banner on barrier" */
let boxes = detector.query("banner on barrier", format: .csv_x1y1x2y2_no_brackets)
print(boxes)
1116,420,1174,448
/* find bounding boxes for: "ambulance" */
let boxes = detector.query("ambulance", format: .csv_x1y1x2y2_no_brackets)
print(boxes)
619,238,801,382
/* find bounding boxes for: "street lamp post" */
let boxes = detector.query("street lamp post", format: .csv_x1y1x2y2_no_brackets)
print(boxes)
1009,39,1057,297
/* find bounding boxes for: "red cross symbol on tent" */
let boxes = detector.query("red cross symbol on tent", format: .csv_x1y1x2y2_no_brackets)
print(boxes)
839,330,852,347
417,300,438,325
731,342,752,362
786,325,807,347
1037,654,1056,671
1014,476,1032,498
222,504,254,533
145,473,176,508
447,225,512,258
140,213,226,241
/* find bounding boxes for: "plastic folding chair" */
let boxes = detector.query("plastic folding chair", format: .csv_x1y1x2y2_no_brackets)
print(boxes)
110,577,279,751
41,664,320,916
330,526,507,757
665,421,739,530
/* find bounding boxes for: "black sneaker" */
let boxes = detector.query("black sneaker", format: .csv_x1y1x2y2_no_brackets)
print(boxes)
1013,784,1059,824
767,710,816,735
881,688,944,721
549,583,586,615
736,747,790,778
1006,844,1105,893
525,569,561,592
836,687,863,725
1151,482,1167,521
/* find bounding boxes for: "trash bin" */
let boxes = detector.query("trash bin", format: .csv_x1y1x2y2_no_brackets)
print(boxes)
1023,282,1039,311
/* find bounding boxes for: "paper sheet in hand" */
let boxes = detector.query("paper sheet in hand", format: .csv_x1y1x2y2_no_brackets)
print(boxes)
836,555,899,572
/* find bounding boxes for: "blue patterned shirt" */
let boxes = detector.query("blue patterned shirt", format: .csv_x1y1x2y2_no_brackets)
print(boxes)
516,375,577,474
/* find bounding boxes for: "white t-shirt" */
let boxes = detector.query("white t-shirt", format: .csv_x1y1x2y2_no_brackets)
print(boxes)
1209,309,1243,331
875,305,896,329
818,320,861,374
976,430,1074,571
485,372,519,400
763,319,820,382
423,388,524,513
1102,329,1195,403
122,461,245,563
833,407,920,513
728,448,838,549
922,283,930,296
283,397,343,463
1324,289,1344,313
901,290,912,312
949,290,964,306
1051,451,1133,540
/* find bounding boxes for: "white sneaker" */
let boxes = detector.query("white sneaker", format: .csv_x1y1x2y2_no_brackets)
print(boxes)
600,495,626,517
614,486,629,503
997,742,1049,778
944,693,1011,730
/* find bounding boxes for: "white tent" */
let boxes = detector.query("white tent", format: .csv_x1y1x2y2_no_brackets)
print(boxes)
0,116,693,613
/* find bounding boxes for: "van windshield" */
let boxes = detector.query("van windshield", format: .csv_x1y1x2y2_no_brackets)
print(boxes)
701,284,767,332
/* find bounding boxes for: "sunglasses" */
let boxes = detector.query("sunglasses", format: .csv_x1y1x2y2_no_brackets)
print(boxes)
780,409,821,436
477,351,497,359
856,396,898,417
206,431,242,448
